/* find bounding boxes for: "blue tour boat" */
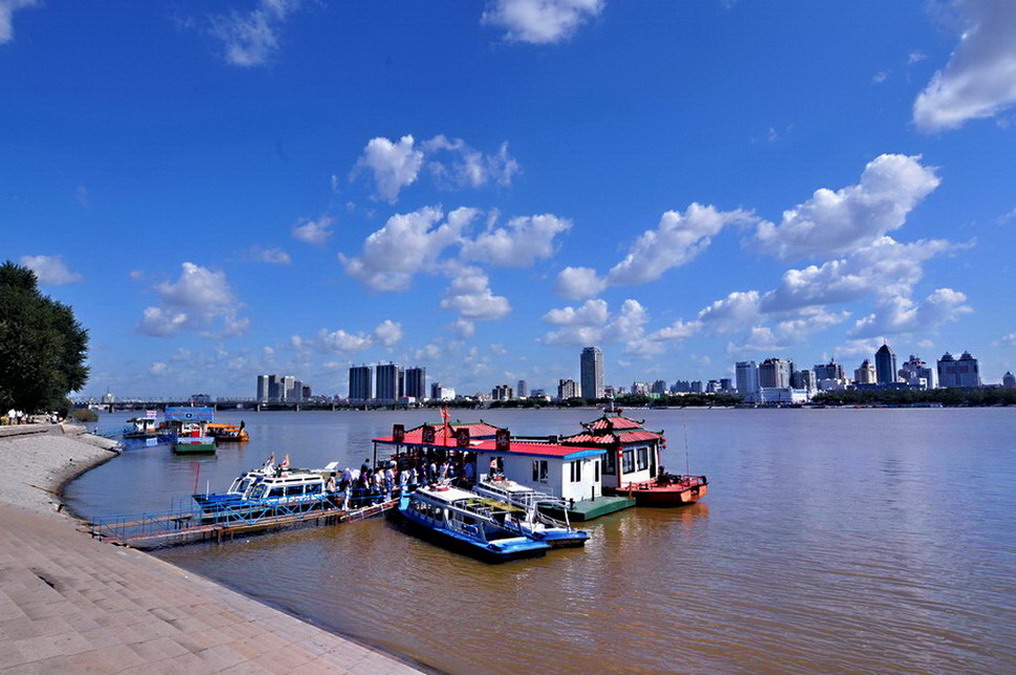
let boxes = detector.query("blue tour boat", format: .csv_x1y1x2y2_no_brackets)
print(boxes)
472,479,590,548
193,460,341,513
396,485,552,563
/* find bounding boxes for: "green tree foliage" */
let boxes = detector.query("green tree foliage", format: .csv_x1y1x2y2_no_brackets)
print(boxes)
813,387,1016,407
0,262,89,412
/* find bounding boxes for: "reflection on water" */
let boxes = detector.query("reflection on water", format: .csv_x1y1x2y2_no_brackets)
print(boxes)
66,409,1016,672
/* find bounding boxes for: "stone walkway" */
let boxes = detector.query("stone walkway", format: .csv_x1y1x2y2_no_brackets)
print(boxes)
0,503,422,673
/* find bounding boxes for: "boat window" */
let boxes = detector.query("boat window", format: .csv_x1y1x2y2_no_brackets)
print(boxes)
636,447,649,471
287,484,304,497
268,487,286,498
250,485,267,499
603,451,616,475
306,483,321,495
622,449,635,474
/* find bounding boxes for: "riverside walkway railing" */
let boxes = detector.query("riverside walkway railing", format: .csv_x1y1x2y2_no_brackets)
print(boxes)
85,489,400,549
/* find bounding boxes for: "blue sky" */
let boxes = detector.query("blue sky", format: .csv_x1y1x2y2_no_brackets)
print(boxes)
3,0,1015,398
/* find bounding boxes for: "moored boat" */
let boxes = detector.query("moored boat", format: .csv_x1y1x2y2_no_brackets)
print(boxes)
472,479,590,547
206,422,250,442
192,457,341,513
395,485,552,563
562,409,709,507
618,472,708,506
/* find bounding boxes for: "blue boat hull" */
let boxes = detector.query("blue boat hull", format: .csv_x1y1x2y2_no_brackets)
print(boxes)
394,504,550,563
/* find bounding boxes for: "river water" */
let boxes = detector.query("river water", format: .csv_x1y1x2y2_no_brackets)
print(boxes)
65,408,1015,673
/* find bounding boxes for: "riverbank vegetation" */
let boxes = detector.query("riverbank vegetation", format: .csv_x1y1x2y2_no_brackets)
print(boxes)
0,262,89,414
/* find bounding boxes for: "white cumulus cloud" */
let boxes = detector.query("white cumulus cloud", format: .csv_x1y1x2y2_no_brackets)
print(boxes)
292,215,334,246
373,319,403,347
20,255,83,285
541,298,647,348
440,267,512,320
754,154,940,261
850,288,973,338
138,262,248,338
352,135,424,203
554,266,606,299
913,0,1016,132
0,0,37,44
340,206,478,291
461,213,571,267
482,0,604,44
422,136,521,189
607,204,755,286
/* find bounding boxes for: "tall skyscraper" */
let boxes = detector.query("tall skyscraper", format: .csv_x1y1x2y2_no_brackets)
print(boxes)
516,379,528,398
937,351,981,388
580,346,604,400
375,363,403,401
735,361,759,394
759,358,792,388
267,374,284,402
404,367,426,400
256,375,269,402
874,343,897,385
348,365,373,400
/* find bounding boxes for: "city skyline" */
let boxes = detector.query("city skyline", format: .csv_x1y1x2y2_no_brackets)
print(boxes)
5,2,1015,398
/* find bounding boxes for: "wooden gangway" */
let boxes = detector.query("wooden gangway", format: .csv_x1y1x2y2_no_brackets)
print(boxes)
84,493,398,550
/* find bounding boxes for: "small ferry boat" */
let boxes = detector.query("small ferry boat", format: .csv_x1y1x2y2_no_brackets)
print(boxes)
123,414,161,440
396,485,552,563
206,422,250,442
193,459,339,513
172,423,216,455
563,410,708,507
472,480,590,547
618,472,709,506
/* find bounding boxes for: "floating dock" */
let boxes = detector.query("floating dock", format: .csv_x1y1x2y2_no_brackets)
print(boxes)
85,495,397,550
542,495,636,521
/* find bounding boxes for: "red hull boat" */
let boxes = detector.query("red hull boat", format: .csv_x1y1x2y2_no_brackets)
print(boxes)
607,474,708,506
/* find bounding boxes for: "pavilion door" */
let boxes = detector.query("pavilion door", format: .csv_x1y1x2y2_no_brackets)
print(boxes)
650,444,657,477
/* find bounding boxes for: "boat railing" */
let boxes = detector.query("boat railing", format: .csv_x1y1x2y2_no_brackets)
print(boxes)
473,482,573,529
89,487,402,545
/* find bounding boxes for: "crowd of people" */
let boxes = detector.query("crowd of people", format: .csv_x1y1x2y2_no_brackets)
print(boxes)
322,450,480,508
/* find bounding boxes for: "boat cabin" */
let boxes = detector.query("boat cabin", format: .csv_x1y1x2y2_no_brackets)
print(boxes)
373,422,606,502
560,411,664,490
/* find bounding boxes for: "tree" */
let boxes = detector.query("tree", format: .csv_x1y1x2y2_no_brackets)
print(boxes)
0,261,89,413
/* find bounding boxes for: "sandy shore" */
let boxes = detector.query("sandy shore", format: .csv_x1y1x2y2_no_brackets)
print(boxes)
0,425,423,672
0,423,120,514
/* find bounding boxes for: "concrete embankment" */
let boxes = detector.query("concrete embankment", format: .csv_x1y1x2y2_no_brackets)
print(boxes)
0,425,422,673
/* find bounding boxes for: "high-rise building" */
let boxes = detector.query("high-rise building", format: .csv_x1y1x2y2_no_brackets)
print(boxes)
899,355,936,389
735,361,759,394
813,359,845,382
256,375,269,402
348,365,373,400
651,380,668,395
375,363,403,401
516,379,529,399
491,384,513,401
937,351,981,388
854,359,876,384
791,369,816,392
690,380,703,393
580,346,604,400
404,367,426,400
1003,371,1016,389
719,378,733,392
558,378,578,400
267,374,284,402
759,358,792,388
875,343,897,385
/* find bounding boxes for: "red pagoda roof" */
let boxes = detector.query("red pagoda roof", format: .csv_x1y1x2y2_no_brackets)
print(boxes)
562,410,664,446
588,416,643,431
